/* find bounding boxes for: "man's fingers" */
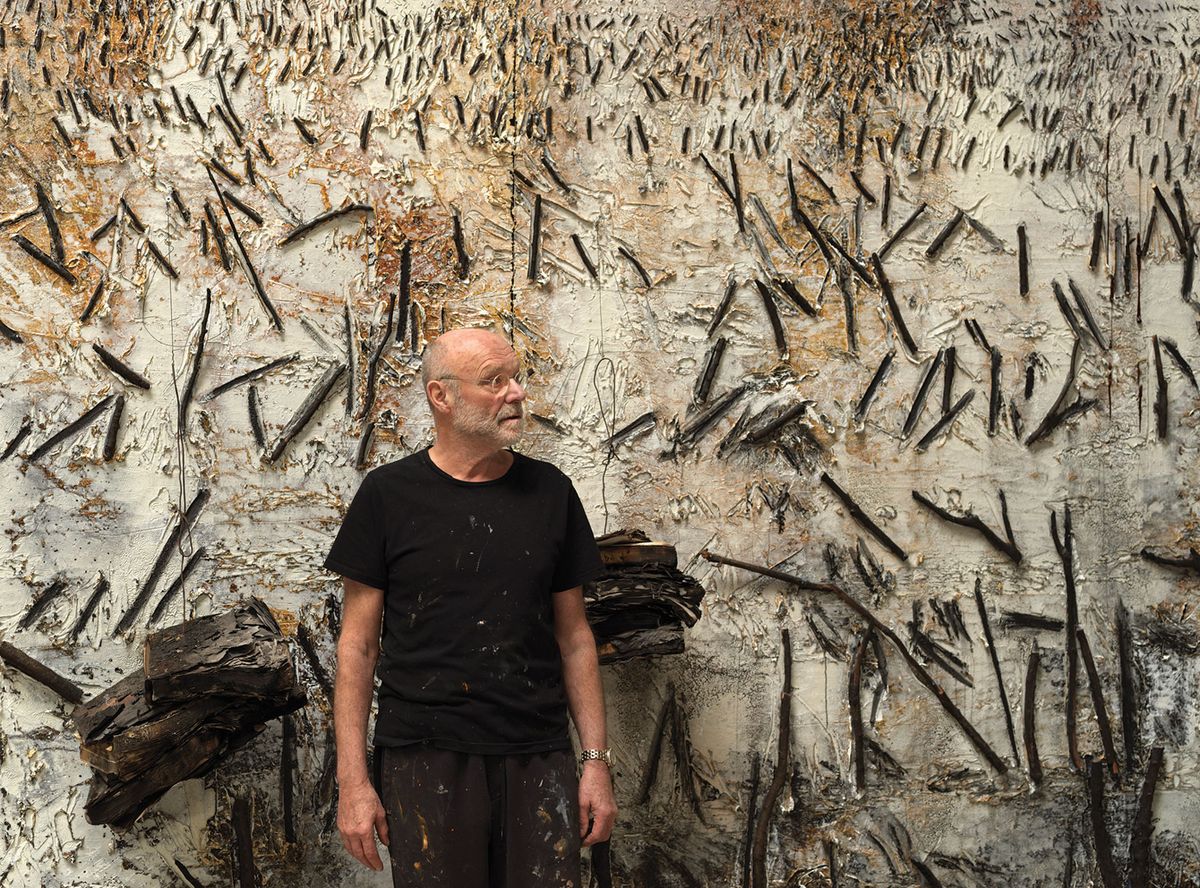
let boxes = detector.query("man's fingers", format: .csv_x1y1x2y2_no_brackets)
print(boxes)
578,789,593,839
375,807,391,847
583,809,616,846
361,836,384,871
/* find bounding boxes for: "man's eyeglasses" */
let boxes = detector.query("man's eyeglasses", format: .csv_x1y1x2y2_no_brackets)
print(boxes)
438,371,525,394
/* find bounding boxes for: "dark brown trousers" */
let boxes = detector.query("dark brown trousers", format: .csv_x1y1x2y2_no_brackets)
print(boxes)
375,745,582,888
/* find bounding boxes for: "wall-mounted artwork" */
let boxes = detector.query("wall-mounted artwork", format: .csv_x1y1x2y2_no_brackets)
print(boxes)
1,0,1198,884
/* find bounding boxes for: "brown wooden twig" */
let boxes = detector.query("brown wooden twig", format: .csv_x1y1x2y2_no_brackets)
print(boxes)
849,628,870,791
1051,506,1082,770
1128,746,1164,887
820,473,908,561
1023,642,1043,786
1086,760,1122,888
1077,628,1120,778
912,491,1022,563
971,577,1020,765
0,640,84,703
751,629,792,888
702,551,1008,773
1116,600,1139,772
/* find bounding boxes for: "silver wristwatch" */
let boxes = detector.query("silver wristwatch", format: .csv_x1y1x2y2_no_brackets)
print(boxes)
579,747,613,767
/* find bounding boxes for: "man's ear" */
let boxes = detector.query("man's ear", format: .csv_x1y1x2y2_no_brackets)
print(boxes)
426,381,451,414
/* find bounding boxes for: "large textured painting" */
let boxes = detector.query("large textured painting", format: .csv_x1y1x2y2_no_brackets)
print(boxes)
1,0,1198,884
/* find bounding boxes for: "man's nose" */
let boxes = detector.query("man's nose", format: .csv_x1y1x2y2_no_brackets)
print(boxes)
506,378,526,401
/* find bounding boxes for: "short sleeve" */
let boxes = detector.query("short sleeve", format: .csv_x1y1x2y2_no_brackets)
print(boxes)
550,482,605,593
324,472,388,590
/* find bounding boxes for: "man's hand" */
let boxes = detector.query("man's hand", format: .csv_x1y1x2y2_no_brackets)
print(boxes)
578,762,617,847
338,778,390,870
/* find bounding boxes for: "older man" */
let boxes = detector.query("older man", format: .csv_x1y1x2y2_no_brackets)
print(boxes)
325,328,616,888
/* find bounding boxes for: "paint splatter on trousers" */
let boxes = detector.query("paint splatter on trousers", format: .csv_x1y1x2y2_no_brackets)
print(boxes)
374,745,582,888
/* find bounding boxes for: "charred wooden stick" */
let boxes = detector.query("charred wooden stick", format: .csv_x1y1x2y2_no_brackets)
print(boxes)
693,337,726,405
360,294,395,422
1001,611,1064,632
1051,280,1087,342
1023,643,1043,786
988,347,1002,436
911,491,1022,562
179,289,212,430
295,623,333,698
264,363,347,462
70,574,109,641
601,411,655,449
903,350,944,438
282,714,297,842
359,109,373,150
12,233,76,285
925,209,964,259
452,210,470,279
677,385,747,447
0,641,84,704
103,394,124,461
1018,223,1030,297
0,317,24,343
1077,628,1120,777
27,395,116,462
774,278,817,317
232,795,257,888
222,189,263,227
787,190,833,264
1025,340,1084,446
202,354,299,401
854,350,895,422
1087,760,1121,888
1139,546,1200,574
278,203,373,246
1068,279,1108,350
617,246,652,288
527,195,542,280
823,230,875,288
973,577,1020,764
741,753,761,888
148,547,206,624
821,473,907,560
34,182,65,263
942,346,957,415
80,279,105,323
114,489,210,635
570,233,597,280
754,280,787,356
394,241,412,343
750,629,791,888
701,551,1008,773
1128,746,1164,885
2,420,30,460
871,255,917,356
1115,601,1138,772
698,152,739,225
669,688,703,822
248,385,266,447
19,579,69,630
210,173,283,331
204,202,233,271
849,628,870,791
92,343,150,389
1052,506,1083,771
1159,337,1198,390
1152,336,1167,440
793,156,838,203
879,203,926,260
914,390,975,452
707,278,738,337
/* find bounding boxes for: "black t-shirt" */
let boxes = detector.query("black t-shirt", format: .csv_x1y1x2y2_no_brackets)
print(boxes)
323,447,604,754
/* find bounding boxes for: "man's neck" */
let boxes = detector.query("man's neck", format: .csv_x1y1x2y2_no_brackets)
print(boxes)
427,438,514,482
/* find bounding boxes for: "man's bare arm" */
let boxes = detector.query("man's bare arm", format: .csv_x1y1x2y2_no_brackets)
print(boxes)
553,585,617,846
334,577,389,871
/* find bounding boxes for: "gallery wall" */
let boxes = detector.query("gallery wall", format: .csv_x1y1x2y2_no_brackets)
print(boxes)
1,0,1198,884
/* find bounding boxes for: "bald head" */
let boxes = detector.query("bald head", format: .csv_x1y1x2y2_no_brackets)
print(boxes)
420,327,512,403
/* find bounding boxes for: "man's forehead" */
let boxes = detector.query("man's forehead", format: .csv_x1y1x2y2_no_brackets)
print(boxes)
442,331,517,371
